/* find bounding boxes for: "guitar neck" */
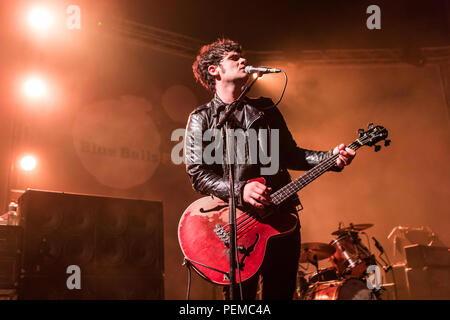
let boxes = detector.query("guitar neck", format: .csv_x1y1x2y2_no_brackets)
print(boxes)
270,141,361,206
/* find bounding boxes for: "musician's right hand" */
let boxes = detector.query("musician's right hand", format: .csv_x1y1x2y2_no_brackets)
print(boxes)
243,181,272,209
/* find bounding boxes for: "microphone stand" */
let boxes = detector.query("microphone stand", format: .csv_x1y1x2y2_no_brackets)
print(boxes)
216,75,259,300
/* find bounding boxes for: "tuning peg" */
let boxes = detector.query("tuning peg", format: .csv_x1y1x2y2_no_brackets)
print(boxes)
384,139,391,147
358,128,364,137
368,122,374,129
374,145,381,152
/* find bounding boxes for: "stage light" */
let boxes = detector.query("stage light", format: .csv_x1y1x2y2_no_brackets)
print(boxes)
23,77,46,98
20,155,37,171
28,7,53,31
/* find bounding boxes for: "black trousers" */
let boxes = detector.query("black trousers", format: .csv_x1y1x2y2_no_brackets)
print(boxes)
223,222,301,300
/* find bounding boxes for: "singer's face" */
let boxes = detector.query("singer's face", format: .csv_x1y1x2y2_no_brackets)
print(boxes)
217,51,248,82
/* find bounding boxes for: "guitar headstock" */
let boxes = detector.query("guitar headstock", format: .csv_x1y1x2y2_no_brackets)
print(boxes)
356,123,390,152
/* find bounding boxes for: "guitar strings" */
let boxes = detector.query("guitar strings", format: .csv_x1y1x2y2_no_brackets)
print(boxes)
234,158,338,238
237,222,259,239
223,157,338,240
224,214,256,233
223,214,252,231
272,143,358,204
222,143,359,240
223,214,259,239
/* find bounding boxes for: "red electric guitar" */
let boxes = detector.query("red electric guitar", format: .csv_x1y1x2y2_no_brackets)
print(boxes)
178,124,389,285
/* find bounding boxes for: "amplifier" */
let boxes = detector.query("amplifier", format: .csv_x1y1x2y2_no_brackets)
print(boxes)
405,245,450,268
17,189,164,299
0,226,23,289
406,266,450,300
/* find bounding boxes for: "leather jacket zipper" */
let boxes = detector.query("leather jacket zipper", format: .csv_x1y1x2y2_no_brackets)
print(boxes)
246,112,264,129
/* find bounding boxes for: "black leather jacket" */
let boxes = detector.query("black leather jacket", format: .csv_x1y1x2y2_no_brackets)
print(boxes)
184,94,340,213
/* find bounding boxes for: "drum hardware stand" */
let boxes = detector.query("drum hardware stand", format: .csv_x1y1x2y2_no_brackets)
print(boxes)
307,255,320,272
370,237,395,299
371,236,393,274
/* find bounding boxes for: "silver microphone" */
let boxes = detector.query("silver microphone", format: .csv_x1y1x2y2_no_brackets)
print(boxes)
244,66,282,74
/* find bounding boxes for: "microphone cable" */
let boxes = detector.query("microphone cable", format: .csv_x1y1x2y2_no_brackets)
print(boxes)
274,70,288,107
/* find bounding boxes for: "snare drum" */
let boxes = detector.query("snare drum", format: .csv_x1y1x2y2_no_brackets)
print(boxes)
303,279,376,300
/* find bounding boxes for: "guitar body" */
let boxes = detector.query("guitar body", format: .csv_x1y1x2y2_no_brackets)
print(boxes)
178,196,298,285
178,124,389,286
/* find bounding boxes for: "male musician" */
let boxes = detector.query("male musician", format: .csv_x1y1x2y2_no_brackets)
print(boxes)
185,38,355,299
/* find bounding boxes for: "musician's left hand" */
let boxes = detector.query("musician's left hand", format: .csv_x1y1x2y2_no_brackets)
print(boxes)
333,143,356,168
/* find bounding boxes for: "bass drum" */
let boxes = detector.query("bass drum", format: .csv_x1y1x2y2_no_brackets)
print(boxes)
303,279,377,300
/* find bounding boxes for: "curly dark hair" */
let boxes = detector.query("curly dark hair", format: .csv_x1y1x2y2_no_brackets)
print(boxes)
192,38,242,92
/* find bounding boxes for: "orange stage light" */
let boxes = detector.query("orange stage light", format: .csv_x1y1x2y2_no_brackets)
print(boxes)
23,76,46,98
19,155,37,171
27,7,54,31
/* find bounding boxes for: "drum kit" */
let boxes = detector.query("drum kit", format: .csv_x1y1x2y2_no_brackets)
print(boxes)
295,223,381,300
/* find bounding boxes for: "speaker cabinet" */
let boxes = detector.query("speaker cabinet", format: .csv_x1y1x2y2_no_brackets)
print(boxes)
0,226,23,289
403,244,450,299
404,245,450,268
17,189,164,299
406,266,450,300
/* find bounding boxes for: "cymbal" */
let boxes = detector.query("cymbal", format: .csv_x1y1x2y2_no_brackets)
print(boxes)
299,242,336,263
331,223,374,235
